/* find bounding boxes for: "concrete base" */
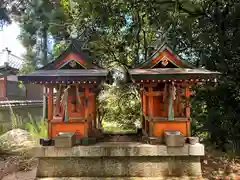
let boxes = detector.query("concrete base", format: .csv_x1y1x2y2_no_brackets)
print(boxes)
35,142,204,179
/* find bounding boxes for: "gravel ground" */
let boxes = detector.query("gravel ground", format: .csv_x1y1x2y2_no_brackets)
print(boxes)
1,168,37,180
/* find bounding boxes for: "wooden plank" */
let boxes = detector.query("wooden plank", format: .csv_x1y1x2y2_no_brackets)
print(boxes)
42,86,47,119
92,93,96,128
84,87,89,119
3,77,7,99
151,117,188,122
148,87,153,118
149,121,154,137
141,83,158,87
148,88,154,137
142,92,146,116
185,85,191,119
48,87,53,121
185,85,191,137
84,87,89,137
144,91,162,96
51,118,87,123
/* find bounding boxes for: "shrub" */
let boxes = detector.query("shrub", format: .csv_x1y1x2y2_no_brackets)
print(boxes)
2,105,48,140
23,114,48,140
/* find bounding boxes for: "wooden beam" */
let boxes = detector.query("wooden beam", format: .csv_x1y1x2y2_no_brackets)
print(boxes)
3,77,7,100
84,87,89,119
84,87,89,137
48,86,53,121
140,90,145,130
149,121,154,137
148,87,153,118
185,85,191,137
148,87,154,137
151,117,188,122
185,85,191,119
47,86,53,139
42,86,47,119
141,83,158,87
144,91,162,96
92,93,96,129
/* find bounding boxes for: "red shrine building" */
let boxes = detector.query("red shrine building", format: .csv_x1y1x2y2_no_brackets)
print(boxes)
18,40,219,143
129,42,219,138
18,41,112,140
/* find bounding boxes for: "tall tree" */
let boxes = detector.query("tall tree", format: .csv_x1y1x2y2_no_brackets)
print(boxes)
167,0,240,151
4,0,240,152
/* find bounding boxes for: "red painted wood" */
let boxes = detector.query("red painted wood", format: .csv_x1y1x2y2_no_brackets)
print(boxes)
152,49,184,68
55,52,87,69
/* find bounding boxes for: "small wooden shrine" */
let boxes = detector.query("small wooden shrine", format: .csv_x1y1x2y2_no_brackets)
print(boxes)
18,41,111,141
130,43,220,138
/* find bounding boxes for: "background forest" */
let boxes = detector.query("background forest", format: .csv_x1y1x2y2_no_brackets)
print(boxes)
0,0,240,153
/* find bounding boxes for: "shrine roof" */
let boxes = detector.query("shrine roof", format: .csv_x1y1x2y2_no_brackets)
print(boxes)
0,49,23,70
18,40,112,84
130,68,220,80
38,40,102,70
137,42,193,69
18,69,109,83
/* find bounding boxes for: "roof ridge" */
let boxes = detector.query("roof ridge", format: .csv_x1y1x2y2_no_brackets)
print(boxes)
38,39,105,70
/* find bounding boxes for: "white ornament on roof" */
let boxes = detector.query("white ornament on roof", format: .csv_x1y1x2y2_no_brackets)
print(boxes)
161,56,169,66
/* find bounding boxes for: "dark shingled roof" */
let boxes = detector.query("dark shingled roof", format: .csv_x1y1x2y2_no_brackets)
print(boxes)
136,42,193,69
23,69,108,77
18,69,109,83
39,40,102,70
130,68,220,80
0,50,23,70
8,53,23,69
18,40,112,84
0,63,19,78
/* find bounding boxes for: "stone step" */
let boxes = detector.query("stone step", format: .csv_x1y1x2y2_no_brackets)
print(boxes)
35,142,205,179
36,177,204,180
36,156,202,178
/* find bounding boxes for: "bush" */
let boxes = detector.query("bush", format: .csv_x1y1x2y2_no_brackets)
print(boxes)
1,105,48,140
23,114,48,140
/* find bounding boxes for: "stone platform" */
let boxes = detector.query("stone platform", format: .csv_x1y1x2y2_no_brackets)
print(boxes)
35,142,204,179
37,178,203,180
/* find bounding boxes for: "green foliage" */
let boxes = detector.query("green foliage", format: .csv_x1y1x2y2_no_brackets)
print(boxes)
0,124,7,135
168,0,240,152
24,114,48,140
1,105,48,139
98,83,141,128
52,40,68,58
0,7,11,28
2,0,240,153
9,103,24,129
101,121,136,133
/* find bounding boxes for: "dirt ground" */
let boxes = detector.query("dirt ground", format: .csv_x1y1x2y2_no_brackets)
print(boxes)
0,155,37,180
201,155,240,179
1,168,37,180
0,153,240,180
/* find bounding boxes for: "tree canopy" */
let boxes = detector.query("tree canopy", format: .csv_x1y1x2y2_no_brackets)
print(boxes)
1,0,240,153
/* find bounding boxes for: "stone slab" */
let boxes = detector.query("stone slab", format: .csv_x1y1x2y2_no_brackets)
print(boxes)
35,142,205,157
36,156,202,178
189,143,205,156
36,177,204,180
